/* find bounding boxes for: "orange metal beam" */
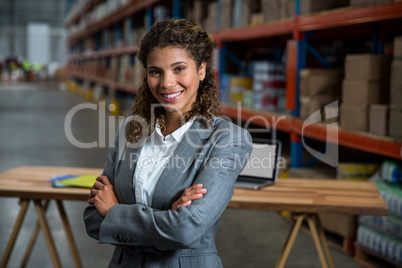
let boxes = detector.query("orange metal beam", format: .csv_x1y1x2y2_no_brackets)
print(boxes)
69,71,138,94
212,19,295,43
219,106,402,160
292,118,402,160
220,104,292,133
68,46,139,62
299,2,402,32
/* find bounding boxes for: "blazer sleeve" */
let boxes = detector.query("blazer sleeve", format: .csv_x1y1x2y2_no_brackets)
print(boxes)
97,125,252,250
83,119,123,240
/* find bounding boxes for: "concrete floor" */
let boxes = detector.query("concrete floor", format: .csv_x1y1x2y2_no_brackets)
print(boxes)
0,82,363,268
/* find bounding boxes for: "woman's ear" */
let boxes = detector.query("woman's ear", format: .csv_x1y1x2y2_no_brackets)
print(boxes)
199,62,207,81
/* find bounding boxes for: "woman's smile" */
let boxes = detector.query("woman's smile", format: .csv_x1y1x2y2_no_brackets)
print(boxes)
160,90,184,102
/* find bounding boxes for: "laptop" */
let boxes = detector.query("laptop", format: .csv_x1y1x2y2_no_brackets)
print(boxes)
235,139,282,190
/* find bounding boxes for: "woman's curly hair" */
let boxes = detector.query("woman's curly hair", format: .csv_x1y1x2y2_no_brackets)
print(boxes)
126,19,220,143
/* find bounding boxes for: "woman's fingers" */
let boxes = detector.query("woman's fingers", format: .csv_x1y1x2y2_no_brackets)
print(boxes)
96,175,111,185
183,184,207,196
171,184,208,211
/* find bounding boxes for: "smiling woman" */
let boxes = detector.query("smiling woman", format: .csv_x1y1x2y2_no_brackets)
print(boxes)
83,19,252,268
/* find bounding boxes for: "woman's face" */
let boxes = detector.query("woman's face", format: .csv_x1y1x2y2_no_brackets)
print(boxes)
146,47,206,115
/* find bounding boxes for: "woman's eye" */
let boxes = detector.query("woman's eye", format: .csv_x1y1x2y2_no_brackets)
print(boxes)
175,66,185,72
148,70,160,76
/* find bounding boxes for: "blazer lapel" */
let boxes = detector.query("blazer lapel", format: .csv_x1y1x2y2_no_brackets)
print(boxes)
115,144,142,204
151,120,213,209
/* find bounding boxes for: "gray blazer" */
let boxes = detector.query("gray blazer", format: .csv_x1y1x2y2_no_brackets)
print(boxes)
83,117,252,268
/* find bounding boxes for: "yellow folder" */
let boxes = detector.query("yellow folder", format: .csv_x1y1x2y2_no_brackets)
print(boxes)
57,175,98,188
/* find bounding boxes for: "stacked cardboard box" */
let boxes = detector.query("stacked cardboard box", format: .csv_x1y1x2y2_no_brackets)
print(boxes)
350,0,393,6
340,54,391,132
389,36,402,140
300,0,349,15
369,104,389,136
221,0,234,30
203,1,218,32
299,69,342,121
193,0,208,26
261,0,279,23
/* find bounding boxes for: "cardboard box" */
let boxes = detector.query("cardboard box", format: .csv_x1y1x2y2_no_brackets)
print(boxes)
369,104,389,136
395,36,402,59
261,0,278,22
319,213,358,239
221,0,234,30
345,54,391,80
300,0,349,15
389,110,402,140
278,0,294,19
350,0,393,5
342,79,389,105
390,60,402,110
340,103,369,131
300,69,343,96
193,0,208,25
300,94,339,120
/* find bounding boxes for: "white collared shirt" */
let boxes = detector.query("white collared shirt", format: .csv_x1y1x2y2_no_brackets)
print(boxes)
133,119,194,206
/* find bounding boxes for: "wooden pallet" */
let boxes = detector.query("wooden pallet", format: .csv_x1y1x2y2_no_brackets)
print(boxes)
354,244,402,268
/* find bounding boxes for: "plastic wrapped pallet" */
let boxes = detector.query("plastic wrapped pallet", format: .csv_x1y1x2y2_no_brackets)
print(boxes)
376,182,402,217
360,215,402,240
381,160,402,183
357,225,402,264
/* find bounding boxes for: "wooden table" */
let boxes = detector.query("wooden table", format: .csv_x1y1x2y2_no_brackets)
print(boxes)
0,166,388,268
229,178,388,268
0,166,98,268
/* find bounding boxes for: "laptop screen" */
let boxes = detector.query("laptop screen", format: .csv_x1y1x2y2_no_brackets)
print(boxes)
239,143,278,179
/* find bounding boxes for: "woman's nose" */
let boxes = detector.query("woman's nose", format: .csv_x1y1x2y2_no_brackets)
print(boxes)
161,73,176,88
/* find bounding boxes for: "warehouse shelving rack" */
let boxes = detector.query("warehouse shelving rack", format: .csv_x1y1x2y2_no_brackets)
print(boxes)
66,0,402,166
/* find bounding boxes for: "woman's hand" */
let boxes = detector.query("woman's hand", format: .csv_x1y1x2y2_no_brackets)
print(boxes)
171,184,207,211
88,176,119,217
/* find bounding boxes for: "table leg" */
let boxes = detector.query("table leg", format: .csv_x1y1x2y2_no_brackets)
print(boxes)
56,200,83,268
307,214,328,268
33,199,62,268
275,214,304,268
314,214,335,268
20,200,50,268
0,199,30,268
